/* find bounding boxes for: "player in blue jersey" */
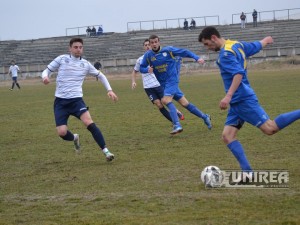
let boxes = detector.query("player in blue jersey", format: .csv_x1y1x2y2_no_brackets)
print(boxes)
140,35,212,135
198,26,300,179
132,39,184,123
42,38,118,162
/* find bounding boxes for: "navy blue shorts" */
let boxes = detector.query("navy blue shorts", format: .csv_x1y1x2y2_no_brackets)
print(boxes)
144,86,164,103
54,97,88,126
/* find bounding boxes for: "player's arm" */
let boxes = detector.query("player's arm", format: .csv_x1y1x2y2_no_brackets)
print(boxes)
220,74,242,110
170,46,205,64
140,53,152,74
131,69,138,89
41,68,52,85
97,72,118,102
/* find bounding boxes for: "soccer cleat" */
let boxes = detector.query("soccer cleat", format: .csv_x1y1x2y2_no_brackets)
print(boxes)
170,125,183,135
204,114,212,130
73,134,81,153
177,110,185,120
103,149,115,162
9,88,13,91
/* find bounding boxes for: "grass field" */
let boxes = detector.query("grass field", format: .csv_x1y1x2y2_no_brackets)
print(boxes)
0,69,299,225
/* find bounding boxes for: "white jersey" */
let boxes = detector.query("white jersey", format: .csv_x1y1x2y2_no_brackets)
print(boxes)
42,54,112,99
9,65,20,77
134,55,160,89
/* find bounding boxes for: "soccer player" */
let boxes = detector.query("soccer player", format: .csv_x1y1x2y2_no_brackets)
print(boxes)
198,26,300,174
140,35,212,135
132,39,184,123
41,37,118,162
8,60,21,90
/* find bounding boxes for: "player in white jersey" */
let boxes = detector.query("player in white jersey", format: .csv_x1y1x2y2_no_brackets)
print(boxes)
8,60,21,90
42,38,118,162
131,39,184,124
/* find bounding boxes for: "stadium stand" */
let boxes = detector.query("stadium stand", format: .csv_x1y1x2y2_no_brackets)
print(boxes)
0,19,300,79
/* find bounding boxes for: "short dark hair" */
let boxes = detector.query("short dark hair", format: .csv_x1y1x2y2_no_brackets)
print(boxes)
149,34,159,41
198,26,221,42
143,39,149,45
69,38,83,47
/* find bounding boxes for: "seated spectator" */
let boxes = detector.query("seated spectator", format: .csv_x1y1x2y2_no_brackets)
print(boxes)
183,19,188,30
86,26,91,36
91,26,96,36
190,18,196,29
97,25,103,36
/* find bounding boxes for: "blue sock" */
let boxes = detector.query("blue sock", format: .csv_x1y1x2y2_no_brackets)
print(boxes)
274,109,300,130
166,102,180,125
60,130,74,141
227,140,252,171
159,107,172,122
186,103,206,119
87,123,106,149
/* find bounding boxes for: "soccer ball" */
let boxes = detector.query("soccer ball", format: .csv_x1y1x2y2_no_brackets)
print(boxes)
200,165,224,188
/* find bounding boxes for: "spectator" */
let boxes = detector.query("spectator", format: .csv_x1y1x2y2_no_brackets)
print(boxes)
190,18,196,29
94,61,102,81
91,26,96,36
8,60,21,91
183,19,188,30
86,26,91,36
252,9,258,27
240,12,246,29
97,25,103,36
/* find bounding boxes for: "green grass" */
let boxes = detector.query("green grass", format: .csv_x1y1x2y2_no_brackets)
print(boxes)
0,69,299,225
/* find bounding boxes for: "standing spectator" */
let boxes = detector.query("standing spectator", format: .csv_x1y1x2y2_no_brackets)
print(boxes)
140,35,212,135
132,39,184,124
190,18,196,29
97,25,103,36
94,61,102,81
240,12,246,29
198,26,300,182
41,37,118,162
252,9,258,27
91,26,96,36
86,26,91,36
8,60,21,91
183,19,188,30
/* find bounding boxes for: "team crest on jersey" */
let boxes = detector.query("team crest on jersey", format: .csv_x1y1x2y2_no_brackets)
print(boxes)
80,63,85,68
151,56,156,61
162,52,167,57
65,59,70,64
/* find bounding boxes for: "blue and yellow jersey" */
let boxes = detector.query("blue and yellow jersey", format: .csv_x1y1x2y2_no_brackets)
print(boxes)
140,46,199,85
217,39,262,103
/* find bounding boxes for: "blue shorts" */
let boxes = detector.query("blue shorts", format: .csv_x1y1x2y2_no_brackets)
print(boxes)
144,86,164,103
54,97,88,126
12,77,18,82
161,82,184,101
225,99,269,128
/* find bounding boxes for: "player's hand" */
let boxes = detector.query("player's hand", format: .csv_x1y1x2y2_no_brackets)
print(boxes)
43,77,50,85
132,82,137,89
219,95,231,110
148,66,153,74
197,58,205,64
107,90,118,102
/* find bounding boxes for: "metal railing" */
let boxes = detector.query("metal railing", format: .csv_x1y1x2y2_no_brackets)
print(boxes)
127,16,219,32
232,8,300,25
65,25,103,36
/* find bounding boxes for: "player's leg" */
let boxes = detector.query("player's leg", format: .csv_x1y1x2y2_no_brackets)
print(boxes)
11,77,16,90
16,78,21,89
161,84,182,134
80,109,114,161
176,95,212,129
54,98,79,151
222,112,252,172
145,87,172,122
259,109,300,135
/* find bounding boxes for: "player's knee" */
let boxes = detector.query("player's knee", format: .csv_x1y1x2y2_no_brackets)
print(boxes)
260,121,279,135
58,130,67,137
221,134,231,144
